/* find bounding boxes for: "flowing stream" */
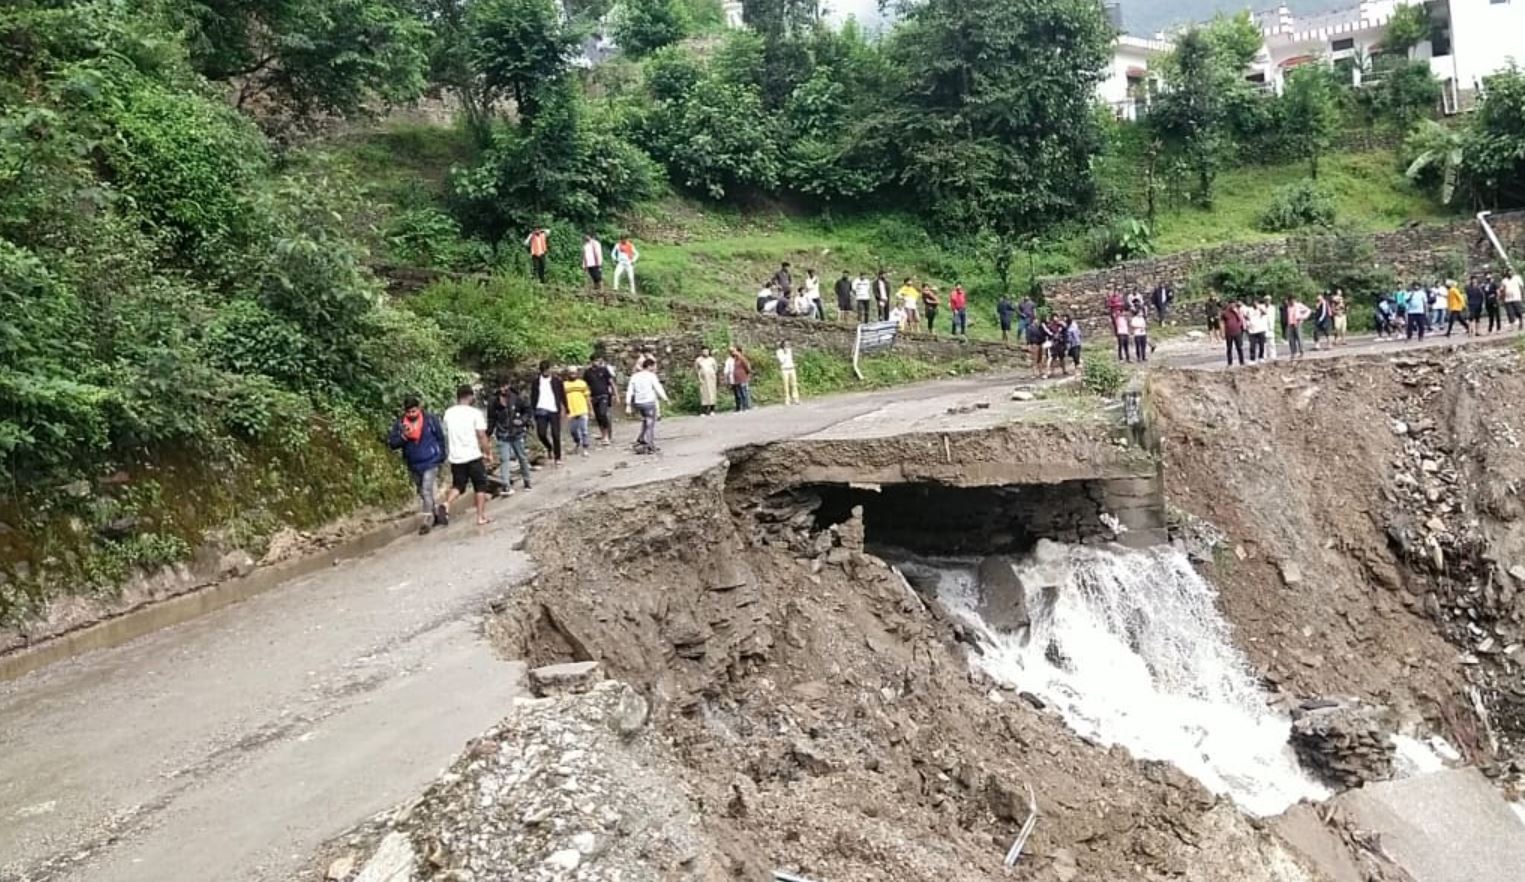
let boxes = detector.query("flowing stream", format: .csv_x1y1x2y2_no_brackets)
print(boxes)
922,540,1328,817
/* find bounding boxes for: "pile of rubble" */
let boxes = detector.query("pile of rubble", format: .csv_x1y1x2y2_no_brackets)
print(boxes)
331,665,725,882
1289,697,1397,789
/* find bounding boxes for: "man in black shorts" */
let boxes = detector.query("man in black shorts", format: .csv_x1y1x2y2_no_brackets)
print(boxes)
442,384,495,526
583,355,617,446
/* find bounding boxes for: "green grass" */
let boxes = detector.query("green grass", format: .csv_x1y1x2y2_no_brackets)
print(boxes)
323,120,478,208
1142,151,1458,255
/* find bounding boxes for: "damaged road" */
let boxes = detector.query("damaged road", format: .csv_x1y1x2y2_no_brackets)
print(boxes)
0,373,1049,882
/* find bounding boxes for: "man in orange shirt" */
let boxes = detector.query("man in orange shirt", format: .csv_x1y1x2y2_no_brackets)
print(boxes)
524,227,549,283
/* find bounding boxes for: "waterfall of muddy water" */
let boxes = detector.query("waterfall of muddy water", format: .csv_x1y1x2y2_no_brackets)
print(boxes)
925,540,1328,817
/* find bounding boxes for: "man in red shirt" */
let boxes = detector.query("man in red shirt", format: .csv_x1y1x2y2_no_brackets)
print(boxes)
949,284,968,336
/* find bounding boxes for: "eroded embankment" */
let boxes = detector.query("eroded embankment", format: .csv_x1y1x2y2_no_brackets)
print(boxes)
1151,342,1525,783
335,420,1333,882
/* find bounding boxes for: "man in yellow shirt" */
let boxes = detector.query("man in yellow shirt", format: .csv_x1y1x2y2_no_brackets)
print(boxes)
897,278,921,331
1444,280,1471,338
563,368,593,457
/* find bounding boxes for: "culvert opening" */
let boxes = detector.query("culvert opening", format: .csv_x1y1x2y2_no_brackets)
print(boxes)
777,476,1167,556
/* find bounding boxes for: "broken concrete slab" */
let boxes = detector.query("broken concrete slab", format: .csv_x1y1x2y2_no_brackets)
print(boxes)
1330,768,1525,882
1269,804,1363,882
355,831,415,882
527,661,602,696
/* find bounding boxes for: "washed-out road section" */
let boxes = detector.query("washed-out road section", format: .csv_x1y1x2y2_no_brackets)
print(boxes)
0,372,1047,882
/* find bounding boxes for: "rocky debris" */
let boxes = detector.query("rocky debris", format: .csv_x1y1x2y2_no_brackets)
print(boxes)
1165,507,1226,564
343,680,718,882
975,555,1028,634
1290,697,1397,789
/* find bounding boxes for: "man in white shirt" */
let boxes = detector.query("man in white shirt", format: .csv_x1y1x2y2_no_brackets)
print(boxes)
776,340,801,405
611,236,639,294
582,234,603,292
852,273,872,323
1503,271,1524,330
442,384,494,526
529,360,567,466
625,359,669,454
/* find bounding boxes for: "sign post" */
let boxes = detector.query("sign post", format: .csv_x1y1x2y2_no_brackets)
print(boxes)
852,320,900,380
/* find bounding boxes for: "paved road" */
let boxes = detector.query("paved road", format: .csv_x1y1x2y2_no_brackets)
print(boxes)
0,372,1031,882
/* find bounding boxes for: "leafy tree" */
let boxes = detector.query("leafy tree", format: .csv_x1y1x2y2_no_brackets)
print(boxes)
1404,118,1465,204
452,82,657,239
1381,2,1431,56
1279,65,1341,178
1364,58,1441,129
614,0,691,57
1460,65,1525,208
468,0,579,124
644,75,780,198
1258,180,1336,231
173,0,429,126
888,0,1112,253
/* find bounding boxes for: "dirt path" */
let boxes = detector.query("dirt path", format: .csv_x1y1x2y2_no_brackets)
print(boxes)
0,372,1029,882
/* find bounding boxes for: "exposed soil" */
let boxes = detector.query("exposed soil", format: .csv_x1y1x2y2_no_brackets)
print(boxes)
1151,342,1525,782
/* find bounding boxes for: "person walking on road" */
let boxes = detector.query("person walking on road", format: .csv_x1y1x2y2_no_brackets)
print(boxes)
1204,294,1222,342
1026,314,1049,373
726,346,753,411
949,283,968,336
563,369,593,457
625,359,669,454
1245,298,1268,362
1331,288,1348,345
695,347,719,415
776,340,801,405
1504,270,1524,330
487,384,534,492
442,385,494,527
1129,309,1149,363
1311,291,1332,351
1112,308,1132,362
387,396,449,534
530,361,567,467
582,234,604,293
1483,274,1503,334
583,355,617,446
835,272,854,322
1221,300,1246,366
1284,295,1309,359
612,236,640,294
1063,315,1082,371
1017,295,1037,342
1405,282,1429,341
524,227,549,283
1446,280,1472,338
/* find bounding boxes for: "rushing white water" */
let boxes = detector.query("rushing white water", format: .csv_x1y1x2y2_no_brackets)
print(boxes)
932,540,1328,817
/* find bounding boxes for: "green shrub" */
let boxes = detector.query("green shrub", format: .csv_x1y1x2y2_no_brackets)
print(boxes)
1081,357,1125,398
1087,217,1154,266
1258,180,1336,232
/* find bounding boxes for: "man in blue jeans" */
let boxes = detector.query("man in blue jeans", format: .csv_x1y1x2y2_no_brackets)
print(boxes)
387,395,449,535
487,384,533,493
624,358,670,454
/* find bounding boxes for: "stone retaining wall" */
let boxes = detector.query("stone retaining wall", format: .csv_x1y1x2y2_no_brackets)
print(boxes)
1041,211,1525,331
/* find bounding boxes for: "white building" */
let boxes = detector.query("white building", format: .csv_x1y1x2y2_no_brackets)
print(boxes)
722,0,744,29
1099,0,1525,116
1099,34,1173,120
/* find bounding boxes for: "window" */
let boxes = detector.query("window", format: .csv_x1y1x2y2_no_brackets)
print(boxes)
1331,37,1355,51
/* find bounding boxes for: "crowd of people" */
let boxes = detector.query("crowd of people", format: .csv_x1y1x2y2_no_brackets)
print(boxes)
1190,270,1525,368
385,341,804,534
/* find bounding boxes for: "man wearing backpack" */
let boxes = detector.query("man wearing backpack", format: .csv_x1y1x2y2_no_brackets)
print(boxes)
387,395,449,535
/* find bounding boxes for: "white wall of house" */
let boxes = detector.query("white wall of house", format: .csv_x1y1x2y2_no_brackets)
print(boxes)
1445,0,1525,91
1099,36,1171,119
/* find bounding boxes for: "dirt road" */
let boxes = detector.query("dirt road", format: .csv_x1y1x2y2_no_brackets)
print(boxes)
0,372,1028,882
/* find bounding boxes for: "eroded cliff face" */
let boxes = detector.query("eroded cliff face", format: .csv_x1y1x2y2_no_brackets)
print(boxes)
1152,343,1525,785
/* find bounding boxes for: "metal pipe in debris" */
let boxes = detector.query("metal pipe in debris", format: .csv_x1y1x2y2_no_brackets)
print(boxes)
1003,783,1039,871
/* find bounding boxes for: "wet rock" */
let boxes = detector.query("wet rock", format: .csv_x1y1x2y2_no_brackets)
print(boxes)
975,555,1029,633
1290,697,1396,789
